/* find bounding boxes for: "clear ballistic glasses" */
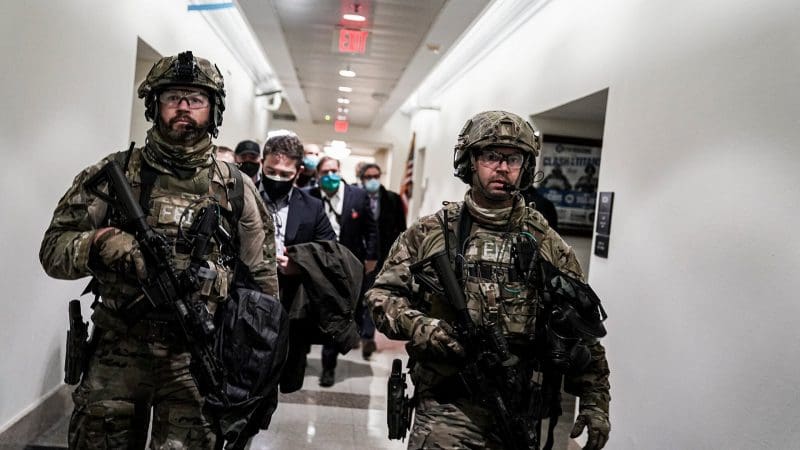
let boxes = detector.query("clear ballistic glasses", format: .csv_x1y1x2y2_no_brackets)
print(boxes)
476,150,525,169
158,89,210,109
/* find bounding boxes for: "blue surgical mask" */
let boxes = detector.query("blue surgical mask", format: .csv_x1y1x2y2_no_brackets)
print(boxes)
363,179,380,194
303,156,319,171
320,173,341,192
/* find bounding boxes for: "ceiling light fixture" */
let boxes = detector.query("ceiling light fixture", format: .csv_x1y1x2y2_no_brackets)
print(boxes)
324,140,351,158
339,66,356,78
338,86,353,93
343,13,366,22
343,3,366,22
337,107,349,113
337,98,351,104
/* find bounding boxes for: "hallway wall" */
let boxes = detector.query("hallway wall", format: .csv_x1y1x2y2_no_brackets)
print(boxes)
399,0,800,448
0,1,268,430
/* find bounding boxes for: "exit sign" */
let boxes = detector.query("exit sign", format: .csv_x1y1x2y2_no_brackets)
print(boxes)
338,29,368,54
334,120,349,133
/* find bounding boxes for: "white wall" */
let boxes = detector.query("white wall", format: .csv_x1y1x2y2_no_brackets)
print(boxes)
0,1,267,430
404,0,800,448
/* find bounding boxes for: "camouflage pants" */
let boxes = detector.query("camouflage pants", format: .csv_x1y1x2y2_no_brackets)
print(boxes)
407,397,504,450
69,330,215,449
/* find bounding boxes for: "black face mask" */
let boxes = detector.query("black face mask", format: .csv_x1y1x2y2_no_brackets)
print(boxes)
263,174,294,200
295,172,312,187
238,161,260,177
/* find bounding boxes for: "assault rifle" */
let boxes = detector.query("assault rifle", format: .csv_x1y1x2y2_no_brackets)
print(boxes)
410,250,539,450
84,160,228,405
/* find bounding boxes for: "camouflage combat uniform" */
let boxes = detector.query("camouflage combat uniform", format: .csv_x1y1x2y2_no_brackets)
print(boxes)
368,196,610,448
366,111,610,449
39,52,278,449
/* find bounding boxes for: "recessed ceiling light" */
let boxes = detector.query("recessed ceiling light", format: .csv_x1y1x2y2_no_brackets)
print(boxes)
339,68,356,78
343,13,366,22
324,142,351,159
343,4,366,23
337,98,351,104
338,86,353,93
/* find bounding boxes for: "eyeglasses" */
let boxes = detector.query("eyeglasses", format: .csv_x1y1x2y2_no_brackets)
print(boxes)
159,90,210,109
476,150,525,169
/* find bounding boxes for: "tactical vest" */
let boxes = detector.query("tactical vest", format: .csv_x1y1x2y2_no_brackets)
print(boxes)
410,201,551,388
92,147,243,311
427,202,547,340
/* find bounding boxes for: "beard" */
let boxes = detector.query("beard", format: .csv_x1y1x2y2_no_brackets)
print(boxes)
473,173,514,202
157,113,210,146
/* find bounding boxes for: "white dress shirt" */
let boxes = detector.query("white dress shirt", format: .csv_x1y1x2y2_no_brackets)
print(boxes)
321,182,345,238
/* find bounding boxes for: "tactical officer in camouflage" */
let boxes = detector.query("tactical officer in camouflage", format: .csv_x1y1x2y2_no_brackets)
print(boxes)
40,51,278,449
366,111,611,449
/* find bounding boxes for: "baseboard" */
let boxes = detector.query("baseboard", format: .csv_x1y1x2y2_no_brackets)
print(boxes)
0,384,72,444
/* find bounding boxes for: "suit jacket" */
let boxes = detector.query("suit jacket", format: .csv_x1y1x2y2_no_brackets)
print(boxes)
310,184,378,262
268,187,335,311
284,187,337,245
375,186,407,265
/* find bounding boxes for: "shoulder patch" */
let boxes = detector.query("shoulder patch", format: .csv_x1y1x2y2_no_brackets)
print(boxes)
524,206,549,237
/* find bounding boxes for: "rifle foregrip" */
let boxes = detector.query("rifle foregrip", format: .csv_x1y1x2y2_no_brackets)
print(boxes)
429,251,473,330
105,161,150,233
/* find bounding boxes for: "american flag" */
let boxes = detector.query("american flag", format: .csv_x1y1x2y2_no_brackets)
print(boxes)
399,132,415,216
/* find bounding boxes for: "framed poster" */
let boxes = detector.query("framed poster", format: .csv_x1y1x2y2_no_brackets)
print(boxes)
536,135,602,235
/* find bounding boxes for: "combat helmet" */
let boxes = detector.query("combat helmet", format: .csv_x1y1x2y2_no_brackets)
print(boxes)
137,51,226,137
453,111,541,189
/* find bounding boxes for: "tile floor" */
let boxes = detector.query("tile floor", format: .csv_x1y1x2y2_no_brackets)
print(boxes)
248,334,409,450
19,332,580,449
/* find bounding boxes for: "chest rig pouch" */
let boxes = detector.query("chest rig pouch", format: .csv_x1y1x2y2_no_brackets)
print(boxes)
139,156,241,309
424,202,607,372
91,145,244,313
430,203,540,342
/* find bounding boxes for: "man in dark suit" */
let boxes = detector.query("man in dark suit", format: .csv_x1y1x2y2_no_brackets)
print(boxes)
258,133,336,279
309,156,378,386
358,163,407,358
359,163,407,267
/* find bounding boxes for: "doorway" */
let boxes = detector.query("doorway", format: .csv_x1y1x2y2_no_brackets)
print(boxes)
129,38,161,145
530,88,608,276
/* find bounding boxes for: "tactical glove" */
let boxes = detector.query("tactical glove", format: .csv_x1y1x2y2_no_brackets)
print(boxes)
90,228,147,279
408,317,465,359
570,406,610,450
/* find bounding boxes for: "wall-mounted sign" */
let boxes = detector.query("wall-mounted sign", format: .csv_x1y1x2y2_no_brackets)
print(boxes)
594,191,614,258
537,135,602,236
594,234,609,258
596,191,614,235
338,29,369,54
